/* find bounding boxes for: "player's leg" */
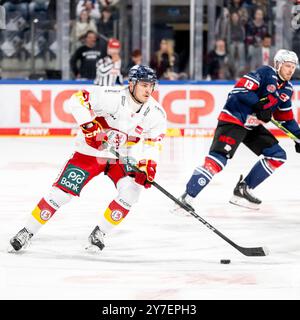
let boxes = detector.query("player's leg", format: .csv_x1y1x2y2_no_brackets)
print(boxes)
86,161,143,252
9,152,105,252
174,122,247,212
230,125,286,209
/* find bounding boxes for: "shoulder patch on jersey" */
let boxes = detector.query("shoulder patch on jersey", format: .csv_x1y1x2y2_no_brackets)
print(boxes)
267,84,276,93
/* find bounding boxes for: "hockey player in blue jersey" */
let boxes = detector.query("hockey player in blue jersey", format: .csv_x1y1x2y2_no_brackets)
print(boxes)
176,49,300,211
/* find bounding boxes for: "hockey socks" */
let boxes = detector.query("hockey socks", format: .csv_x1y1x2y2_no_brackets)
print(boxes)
244,157,285,189
96,200,130,235
186,154,225,197
26,187,73,234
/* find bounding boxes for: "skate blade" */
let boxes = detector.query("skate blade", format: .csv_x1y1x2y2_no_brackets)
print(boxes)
7,244,22,253
85,244,103,254
229,195,260,210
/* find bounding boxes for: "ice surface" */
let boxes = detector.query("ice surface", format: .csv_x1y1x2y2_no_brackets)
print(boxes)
1,136,300,300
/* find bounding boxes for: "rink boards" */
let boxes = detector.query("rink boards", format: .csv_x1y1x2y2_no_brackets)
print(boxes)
0,80,300,137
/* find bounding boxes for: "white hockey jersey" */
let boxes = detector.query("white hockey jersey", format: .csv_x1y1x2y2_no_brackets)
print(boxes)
68,85,167,162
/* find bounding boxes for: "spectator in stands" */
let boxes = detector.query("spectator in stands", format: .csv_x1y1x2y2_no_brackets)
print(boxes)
99,0,119,9
71,9,98,53
125,49,142,73
76,0,101,22
205,38,234,80
70,30,105,80
94,38,122,86
249,33,276,70
215,7,230,40
29,0,49,14
150,38,179,80
229,0,245,13
97,6,114,38
245,7,268,59
2,0,30,19
228,11,246,78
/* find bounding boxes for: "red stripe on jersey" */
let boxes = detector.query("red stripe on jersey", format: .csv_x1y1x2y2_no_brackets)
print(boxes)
235,77,259,90
266,159,284,170
218,111,244,127
273,109,294,121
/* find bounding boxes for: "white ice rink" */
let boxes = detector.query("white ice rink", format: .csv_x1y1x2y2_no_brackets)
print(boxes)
1,136,300,300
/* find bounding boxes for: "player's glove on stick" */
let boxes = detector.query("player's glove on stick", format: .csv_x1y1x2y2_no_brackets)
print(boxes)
253,95,277,123
81,120,107,150
134,159,157,189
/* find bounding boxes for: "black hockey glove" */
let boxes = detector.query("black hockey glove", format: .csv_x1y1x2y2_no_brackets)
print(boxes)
253,96,272,123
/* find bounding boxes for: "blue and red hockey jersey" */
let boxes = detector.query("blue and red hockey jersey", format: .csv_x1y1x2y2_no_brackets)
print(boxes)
218,65,300,136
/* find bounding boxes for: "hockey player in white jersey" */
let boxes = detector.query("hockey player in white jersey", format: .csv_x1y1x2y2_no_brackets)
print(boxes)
9,65,167,253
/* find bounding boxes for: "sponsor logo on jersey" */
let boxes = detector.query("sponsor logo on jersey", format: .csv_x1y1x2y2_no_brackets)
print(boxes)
267,84,276,93
40,210,52,221
58,164,89,195
111,210,123,221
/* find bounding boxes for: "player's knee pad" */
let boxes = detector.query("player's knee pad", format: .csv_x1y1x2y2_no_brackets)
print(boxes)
262,144,287,170
44,186,73,210
116,176,142,210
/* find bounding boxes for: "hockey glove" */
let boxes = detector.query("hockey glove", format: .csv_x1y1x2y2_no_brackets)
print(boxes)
134,159,157,189
253,95,277,123
80,120,107,150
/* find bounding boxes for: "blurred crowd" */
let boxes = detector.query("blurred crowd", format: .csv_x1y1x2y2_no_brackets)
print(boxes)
0,0,299,81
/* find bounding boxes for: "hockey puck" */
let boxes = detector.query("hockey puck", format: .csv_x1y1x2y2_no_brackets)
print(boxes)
220,259,231,264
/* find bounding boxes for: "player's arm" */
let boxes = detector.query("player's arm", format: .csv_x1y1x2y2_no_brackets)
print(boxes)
96,57,113,76
232,71,278,123
68,88,109,150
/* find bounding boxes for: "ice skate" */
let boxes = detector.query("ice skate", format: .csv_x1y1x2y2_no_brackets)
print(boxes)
171,192,195,217
85,226,105,253
229,175,262,210
8,227,33,252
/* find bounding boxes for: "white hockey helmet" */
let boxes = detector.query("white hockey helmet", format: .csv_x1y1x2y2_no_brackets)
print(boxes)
274,49,299,70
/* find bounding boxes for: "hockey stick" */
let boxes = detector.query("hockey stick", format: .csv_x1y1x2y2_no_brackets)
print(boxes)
271,118,300,143
107,145,268,257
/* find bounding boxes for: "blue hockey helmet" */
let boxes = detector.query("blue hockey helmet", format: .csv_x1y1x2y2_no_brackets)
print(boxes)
128,65,157,84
